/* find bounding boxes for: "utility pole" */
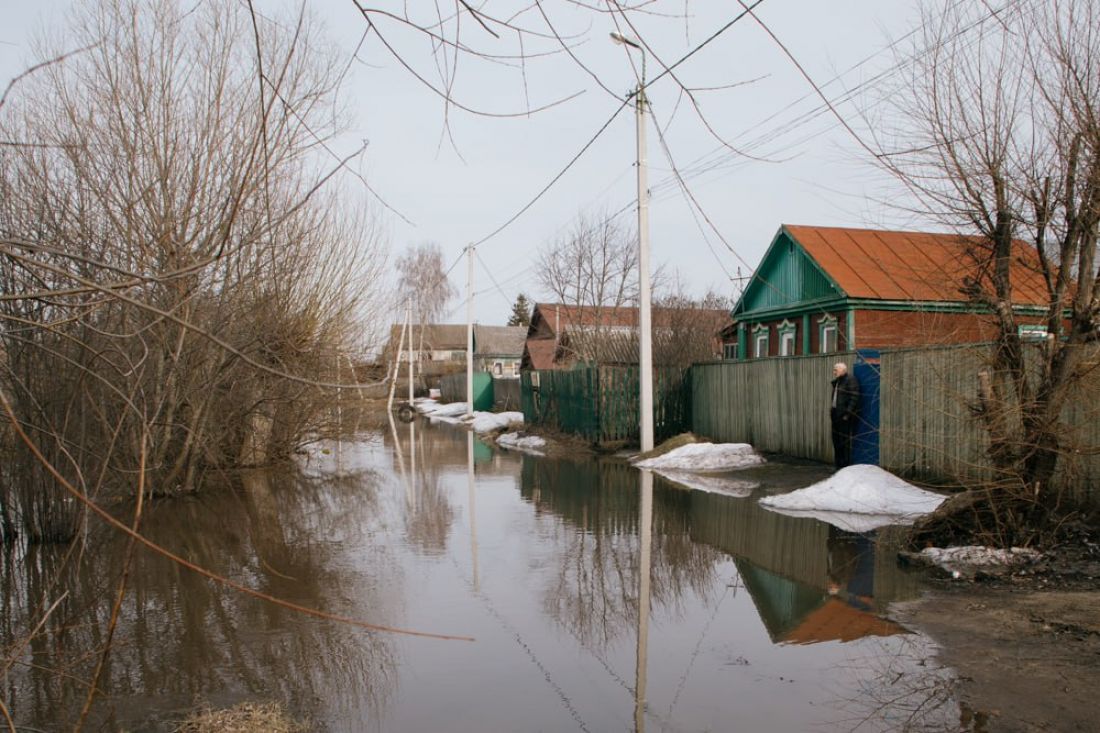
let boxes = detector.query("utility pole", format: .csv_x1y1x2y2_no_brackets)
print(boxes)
387,308,408,413
611,31,654,453
635,74,653,453
406,298,414,407
466,244,475,419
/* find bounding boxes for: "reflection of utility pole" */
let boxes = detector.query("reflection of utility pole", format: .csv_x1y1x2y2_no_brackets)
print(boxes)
467,431,479,591
388,412,414,508
635,470,653,733
409,418,417,511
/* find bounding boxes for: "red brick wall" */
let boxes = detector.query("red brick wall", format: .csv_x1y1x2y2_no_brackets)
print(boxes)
745,309,1051,357
852,309,1011,349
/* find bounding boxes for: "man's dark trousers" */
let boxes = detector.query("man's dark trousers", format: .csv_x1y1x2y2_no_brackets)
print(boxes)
831,409,854,469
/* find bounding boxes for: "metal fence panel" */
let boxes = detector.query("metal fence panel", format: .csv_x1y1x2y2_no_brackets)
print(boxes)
521,365,691,445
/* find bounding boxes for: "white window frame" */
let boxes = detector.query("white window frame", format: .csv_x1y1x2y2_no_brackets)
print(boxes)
819,315,838,354
752,325,769,358
778,319,796,357
723,343,737,360
512,362,520,376
493,361,503,376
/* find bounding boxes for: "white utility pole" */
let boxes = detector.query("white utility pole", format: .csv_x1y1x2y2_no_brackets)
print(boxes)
466,244,475,419
611,32,654,452
406,299,414,407
386,309,408,413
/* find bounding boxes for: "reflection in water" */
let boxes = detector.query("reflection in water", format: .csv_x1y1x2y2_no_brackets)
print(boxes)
634,470,652,733
467,431,480,591
2,467,397,731
520,457,723,649
398,419,455,554
3,423,955,731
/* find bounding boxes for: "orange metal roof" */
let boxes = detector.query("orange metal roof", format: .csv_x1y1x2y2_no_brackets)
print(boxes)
784,225,1050,305
781,598,908,645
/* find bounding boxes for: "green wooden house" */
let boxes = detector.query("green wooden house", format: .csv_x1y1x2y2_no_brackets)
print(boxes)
728,224,1050,359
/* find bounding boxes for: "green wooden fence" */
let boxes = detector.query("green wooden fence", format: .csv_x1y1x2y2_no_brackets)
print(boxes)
521,365,691,445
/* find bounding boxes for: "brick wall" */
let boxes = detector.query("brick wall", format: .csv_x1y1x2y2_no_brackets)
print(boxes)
853,309,999,349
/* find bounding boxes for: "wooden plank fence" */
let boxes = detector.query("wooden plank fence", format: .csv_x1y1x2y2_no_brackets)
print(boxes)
879,343,1100,504
692,352,851,460
691,343,1100,506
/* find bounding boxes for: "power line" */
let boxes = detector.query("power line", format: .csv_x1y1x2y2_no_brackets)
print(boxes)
471,100,630,247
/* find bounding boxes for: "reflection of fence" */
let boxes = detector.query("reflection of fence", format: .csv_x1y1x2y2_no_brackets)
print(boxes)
691,343,1100,504
520,366,691,445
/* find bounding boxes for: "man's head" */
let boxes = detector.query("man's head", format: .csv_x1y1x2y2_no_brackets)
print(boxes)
833,362,847,378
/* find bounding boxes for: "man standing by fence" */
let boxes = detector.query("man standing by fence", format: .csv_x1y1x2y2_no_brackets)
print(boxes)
830,362,860,469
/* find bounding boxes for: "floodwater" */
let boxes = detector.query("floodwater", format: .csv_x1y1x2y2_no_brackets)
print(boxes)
2,419,964,732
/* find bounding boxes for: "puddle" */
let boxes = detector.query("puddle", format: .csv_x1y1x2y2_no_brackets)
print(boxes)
2,421,964,731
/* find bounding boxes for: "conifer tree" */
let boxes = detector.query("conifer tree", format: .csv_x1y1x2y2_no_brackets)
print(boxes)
507,294,531,328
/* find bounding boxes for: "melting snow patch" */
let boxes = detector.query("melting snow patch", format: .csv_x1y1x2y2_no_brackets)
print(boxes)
763,507,907,534
433,401,470,417
919,546,1041,571
468,411,524,434
653,470,760,498
497,432,547,454
633,443,764,471
758,465,945,529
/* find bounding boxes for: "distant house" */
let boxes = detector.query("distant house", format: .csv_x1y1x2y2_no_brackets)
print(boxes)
521,302,732,370
382,323,526,377
728,224,1051,359
380,323,466,374
473,325,526,377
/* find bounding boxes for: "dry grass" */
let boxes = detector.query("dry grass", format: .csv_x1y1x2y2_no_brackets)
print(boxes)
632,432,700,462
176,702,307,733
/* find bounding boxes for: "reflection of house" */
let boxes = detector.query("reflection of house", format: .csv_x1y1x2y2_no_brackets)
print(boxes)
737,561,908,645
473,325,526,377
521,302,733,370
729,225,1051,359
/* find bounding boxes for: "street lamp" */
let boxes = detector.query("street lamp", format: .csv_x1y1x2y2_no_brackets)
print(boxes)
610,31,654,453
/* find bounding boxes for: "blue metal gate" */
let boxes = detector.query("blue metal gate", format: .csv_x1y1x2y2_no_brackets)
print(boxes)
852,349,880,465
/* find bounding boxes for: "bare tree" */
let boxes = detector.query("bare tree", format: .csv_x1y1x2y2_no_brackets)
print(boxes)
537,212,641,311
394,241,458,326
881,0,1100,542
653,283,732,367
0,0,385,542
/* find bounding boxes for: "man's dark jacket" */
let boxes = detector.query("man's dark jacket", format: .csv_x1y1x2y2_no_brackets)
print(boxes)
831,372,860,423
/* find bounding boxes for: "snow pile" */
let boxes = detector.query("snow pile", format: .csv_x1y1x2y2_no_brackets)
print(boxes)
633,443,765,471
497,432,547,454
419,401,468,419
654,470,760,498
758,465,946,532
917,546,1041,577
468,411,524,434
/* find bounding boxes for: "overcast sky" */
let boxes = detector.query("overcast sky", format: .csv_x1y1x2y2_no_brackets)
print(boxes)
2,1,945,326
